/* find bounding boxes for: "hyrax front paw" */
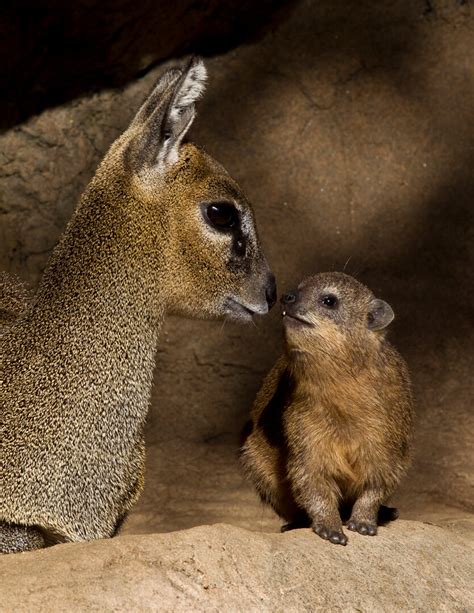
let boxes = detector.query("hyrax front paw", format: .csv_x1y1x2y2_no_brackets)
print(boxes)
347,520,377,536
313,524,348,545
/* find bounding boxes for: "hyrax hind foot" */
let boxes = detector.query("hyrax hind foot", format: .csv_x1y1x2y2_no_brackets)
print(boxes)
313,524,348,546
280,511,311,532
347,520,377,536
281,517,311,533
377,505,399,524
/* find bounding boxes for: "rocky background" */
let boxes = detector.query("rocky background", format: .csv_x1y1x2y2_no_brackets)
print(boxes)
1,0,473,609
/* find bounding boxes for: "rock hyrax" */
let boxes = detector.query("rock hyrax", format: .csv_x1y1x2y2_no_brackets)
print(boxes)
240,272,414,545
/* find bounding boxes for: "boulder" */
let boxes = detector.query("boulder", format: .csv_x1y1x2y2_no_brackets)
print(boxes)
2,521,473,611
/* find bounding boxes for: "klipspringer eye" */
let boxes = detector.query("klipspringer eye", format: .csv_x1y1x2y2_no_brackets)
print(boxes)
205,203,239,230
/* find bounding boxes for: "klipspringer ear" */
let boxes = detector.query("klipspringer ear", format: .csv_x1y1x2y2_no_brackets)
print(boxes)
367,298,394,331
126,57,207,172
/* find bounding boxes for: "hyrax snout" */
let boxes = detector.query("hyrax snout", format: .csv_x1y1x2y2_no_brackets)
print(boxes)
240,272,414,545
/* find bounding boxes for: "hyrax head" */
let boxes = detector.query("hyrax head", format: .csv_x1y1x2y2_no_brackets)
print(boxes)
102,57,276,322
281,272,394,355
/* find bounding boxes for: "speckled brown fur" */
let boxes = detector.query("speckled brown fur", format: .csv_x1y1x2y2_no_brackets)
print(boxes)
0,272,32,334
241,272,414,545
0,59,274,553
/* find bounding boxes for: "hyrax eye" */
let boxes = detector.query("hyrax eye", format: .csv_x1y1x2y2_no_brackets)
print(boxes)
205,203,239,230
320,294,339,309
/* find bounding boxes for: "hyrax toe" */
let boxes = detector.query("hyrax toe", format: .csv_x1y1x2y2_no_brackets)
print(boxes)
347,520,377,536
313,524,348,546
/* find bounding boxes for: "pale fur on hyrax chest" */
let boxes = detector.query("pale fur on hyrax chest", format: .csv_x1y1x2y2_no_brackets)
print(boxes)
0,58,276,553
240,272,414,545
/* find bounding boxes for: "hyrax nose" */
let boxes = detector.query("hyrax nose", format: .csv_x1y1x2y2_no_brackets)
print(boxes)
265,273,277,310
281,290,298,305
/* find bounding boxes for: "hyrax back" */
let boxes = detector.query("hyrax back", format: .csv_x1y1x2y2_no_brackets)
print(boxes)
241,272,414,545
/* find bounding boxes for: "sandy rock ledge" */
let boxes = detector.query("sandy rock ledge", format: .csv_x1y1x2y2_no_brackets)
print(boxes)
1,520,473,611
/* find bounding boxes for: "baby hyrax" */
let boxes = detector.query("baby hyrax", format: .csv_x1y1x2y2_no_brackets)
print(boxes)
240,272,414,545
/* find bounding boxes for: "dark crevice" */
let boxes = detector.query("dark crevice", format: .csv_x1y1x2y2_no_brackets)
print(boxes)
0,0,295,132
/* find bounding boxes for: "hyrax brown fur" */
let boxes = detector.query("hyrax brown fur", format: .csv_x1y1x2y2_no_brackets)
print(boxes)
1,58,276,553
240,272,414,545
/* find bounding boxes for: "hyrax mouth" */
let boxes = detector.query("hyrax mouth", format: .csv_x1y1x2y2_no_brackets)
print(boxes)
281,309,313,327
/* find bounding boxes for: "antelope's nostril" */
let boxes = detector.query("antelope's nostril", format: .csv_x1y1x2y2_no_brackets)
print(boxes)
281,291,297,305
265,274,277,310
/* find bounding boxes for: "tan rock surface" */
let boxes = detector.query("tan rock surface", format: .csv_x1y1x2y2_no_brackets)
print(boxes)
2,521,473,611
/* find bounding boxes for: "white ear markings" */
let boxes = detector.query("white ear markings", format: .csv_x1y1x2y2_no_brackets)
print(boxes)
168,60,207,124
156,58,207,170
128,58,208,176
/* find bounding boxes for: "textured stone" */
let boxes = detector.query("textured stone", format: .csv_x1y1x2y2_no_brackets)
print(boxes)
1,521,473,611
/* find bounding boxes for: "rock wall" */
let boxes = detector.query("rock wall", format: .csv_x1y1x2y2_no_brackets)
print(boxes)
0,0,290,130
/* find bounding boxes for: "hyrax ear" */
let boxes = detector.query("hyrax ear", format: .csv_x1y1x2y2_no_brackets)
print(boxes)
127,57,207,173
367,298,395,331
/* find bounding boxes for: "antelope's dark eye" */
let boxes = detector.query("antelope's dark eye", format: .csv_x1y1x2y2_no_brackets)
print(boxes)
321,294,338,309
205,203,239,230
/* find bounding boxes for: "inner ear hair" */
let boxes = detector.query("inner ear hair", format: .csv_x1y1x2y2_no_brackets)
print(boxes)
127,57,207,173
164,57,207,127
367,298,395,331
157,57,207,166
